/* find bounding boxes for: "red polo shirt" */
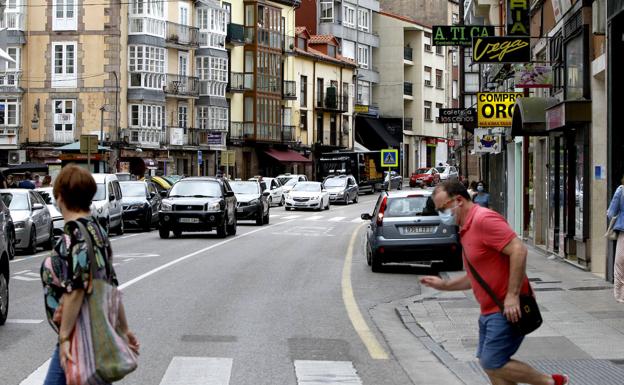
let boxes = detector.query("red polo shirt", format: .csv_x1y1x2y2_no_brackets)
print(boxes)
460,205,531,315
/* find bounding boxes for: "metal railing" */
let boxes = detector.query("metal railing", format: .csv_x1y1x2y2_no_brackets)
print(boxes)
228,72,253,92
404,82,413,96
166,21,199,46
0,71,21,88
404,47,413,61
129,16,166,38
282,80,297,99
282,125,295,142
0,10,25,30
316,93,349,112
227,23,245,44
163,74,199,97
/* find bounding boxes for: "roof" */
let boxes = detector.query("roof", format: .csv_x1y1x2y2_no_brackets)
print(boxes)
309,34,338,45
378,9,432,29
295,26,308,35
294,46,357,67
385,189,433,198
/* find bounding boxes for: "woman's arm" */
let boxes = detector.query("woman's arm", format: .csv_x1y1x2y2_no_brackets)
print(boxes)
118,300,140,354
58,289,85,369
608,186,623,219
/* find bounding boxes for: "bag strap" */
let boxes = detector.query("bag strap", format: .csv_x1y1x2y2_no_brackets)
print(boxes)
74,220,98,291
463,250,505,312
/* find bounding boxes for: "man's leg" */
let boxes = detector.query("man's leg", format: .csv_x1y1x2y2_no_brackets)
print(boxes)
484,371,517,385
487,360,552,385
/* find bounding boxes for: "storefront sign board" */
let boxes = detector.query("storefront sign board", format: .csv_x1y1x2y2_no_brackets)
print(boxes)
432,25,495,46
507,0,530,36
474,128,502,154
472,36,531,63
437,108,476,123
514,64,553,88
477,92,524,127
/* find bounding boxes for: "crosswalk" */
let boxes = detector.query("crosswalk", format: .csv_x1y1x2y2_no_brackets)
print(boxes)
272,214,364,224
20,358,364,385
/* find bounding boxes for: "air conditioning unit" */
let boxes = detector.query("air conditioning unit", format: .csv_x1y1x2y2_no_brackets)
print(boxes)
8,150,26,165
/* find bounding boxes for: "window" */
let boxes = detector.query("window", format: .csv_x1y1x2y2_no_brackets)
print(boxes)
342,40,355,60
222,2,231,23
435,103,443,121
0,47,20,86
436,69,443,89
300,110,307,131
320,0,333,22
128,45,166,89
0,99,19,126
130,0,164,17
53,0,77,30
54,100,75,143
452,13,459,25
436,45,443,55
424,101,432,121
424,32,432,52
357,44,369,69
300,75,307,107
196,106,228,131
297,37,306,49
196,7,227,48
328,45,336,57
452,50,458,66
465,73,479,93
343,5,355,28
357,9,369,32
343,82,349,106
178,105,187,128
52,42,77,88
357,80,370,106
424,66,432,86
452,80,458,99
128,103,164,145
196,56,228,97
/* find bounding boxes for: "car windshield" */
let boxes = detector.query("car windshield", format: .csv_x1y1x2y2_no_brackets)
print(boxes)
282,178,298,187
324,178,346,187
230,181,260,195
120,183,146,197
436,167,447,173
0,192,29,210
415,168,430,174
385,196,437,217
292,183,320,192
168,181,222,197
37,189,56,205
94,183,106,201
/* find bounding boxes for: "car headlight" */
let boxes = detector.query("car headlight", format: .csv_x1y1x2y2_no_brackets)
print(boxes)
337,192,344,197
249,199,260,205
206,202,221,211
161,202,172,211
130,204,144,210
14,221,25,229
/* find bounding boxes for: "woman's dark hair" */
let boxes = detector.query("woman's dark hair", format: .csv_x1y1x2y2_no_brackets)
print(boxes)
469,181,478,190
53,164,96,212
478,180,486,188
434,180,471,201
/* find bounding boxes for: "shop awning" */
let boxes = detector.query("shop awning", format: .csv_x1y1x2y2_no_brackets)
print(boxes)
56,142,110,151
545,100,592,131
264,148,311,163
511,97,559,137
355,117,400,150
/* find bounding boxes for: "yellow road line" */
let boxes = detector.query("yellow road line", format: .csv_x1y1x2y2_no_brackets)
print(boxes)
341,223,389,360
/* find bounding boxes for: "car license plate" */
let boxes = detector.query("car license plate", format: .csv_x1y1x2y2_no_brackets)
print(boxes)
179,217,199,223
405,226,435,234
237,207,244,213
295,202,306,206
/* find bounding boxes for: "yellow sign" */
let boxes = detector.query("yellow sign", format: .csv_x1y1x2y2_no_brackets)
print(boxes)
477,92,523,127
220,150,236,167
354,104,369,114
381,149,398,167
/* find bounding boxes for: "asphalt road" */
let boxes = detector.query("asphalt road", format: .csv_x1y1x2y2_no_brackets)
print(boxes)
0,192,435,385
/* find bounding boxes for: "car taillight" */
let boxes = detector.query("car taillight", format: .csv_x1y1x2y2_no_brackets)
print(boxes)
376,196,387,225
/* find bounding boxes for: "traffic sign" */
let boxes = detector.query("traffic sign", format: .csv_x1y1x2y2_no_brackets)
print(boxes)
80,135,98,154
381,149,398,168
220,150,236,167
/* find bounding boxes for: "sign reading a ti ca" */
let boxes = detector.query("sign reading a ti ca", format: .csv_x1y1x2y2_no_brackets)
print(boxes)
432,25,495,46
477,92,523,127
381,149,398,168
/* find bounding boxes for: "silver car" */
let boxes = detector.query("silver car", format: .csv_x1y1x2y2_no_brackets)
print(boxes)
361,189,462,272
0,189,54,254
35,187,64,238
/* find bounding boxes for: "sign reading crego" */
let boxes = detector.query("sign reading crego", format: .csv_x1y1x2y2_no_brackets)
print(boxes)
477,92,523,127
437,108,476,123
472,36,531,63
432,25,495,46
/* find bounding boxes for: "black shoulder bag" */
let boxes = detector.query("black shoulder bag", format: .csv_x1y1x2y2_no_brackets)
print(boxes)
464,251,543,336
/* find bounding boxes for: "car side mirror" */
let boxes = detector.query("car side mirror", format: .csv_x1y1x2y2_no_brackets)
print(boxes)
262,190,270,197
226,191,235,198
109,194,115,201
32,203,44,210
361,213,372,221
149,192,156,199
322,189,327,193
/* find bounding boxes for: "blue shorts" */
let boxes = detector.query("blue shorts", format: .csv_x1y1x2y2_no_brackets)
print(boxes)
476,312,524,370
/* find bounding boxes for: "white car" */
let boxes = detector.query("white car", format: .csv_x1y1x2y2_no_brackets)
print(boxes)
249,177,284,206
277,174,308,194
35,187,64,238
436,166,459,181
284,182,330,211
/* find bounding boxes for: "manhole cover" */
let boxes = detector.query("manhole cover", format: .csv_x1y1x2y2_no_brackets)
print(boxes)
568,286,611,291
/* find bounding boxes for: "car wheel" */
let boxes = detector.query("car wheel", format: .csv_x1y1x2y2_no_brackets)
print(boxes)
445,251,464,272
217,219,228,238
7,227,15,261
285,207,292,211
26,227,37,255
344,196,349,205
0,272,8,325
263,209,270,224
256,210,264,226
102,218,111,235
173,229,182,238
398,182,403,190
143,213,152,232
268,197,273,207
227,216,237,236
366,243,372,266
43,225,54,250
371,251,383,272
354,194,359,204
158,226,170,239
279,195,285,206
116,219,125,235
325,200,330,210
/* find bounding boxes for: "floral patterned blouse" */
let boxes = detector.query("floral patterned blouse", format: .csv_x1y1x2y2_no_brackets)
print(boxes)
40,216,118,333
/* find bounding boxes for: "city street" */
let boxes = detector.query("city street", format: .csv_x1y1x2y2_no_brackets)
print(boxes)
0,193,437,385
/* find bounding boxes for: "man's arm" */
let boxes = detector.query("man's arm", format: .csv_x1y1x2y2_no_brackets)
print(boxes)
420,274,471,291
501,237,527,323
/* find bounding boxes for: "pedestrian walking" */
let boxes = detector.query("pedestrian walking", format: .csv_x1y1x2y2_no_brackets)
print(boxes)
421,180,568,385
473,181,490,208
607,176,624,303
467,181,478,200
6,174,17,188
42,175,53,187
34,174,42,188
40,164,139,384
18,171,36,189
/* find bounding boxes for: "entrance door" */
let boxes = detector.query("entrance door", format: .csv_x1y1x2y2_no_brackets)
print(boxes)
178,52,188,92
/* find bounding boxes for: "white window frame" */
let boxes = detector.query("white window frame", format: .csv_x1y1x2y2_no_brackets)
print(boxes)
357,44,369,69
424,66,432,87
196,56,228,97
52,42,77,88
343,5,355,28
424,101,432,121
424,32,432,52
357,80,370,106
0,47,20,87
320,0,333,22
178,104,188,128
128,103,164,146
0,98,20,127
53,100,75,143
357,9,369,32
178,52,188,77
128,45,166,89
53,0,77,31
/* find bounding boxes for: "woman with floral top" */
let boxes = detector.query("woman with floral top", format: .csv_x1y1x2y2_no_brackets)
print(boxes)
40,164,139,385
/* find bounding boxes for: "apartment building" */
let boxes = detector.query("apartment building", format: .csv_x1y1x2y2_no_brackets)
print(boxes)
373,11,448,176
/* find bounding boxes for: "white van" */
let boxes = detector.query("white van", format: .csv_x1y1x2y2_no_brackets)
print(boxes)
91,173,124,235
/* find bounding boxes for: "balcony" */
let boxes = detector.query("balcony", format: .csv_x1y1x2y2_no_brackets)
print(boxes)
283,35,295,55
404,118,413,131
53,131,75,144
229,121,254,141
282,125,295,142
166,21,199,47
404,82,413,96
0,71,22,92
228,72,253,92
163,74,199,98
404,47,413,62
129,16,166,38
0,127,19,147
0,10,25,30
227,23,245,45
282,80,297,100
166,127,188,146
316,89,349,112
128,128,163,148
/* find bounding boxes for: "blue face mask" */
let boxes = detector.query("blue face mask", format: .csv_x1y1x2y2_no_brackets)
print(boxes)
438,206,457,226
477,185,484,192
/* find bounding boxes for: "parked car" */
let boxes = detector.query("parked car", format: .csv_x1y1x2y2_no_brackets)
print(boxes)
382,171,403,190
276,174,307,194
436,166,459,181
0,199,15,260
120,181,161,231
409,168,440,188
150,176,173,194
0,189,54,254
361,190,462,272
323,175,359,205
249,177,284,206
158,177,237,238
35,187,64,238
230,180,270,225
91,174,124,235
161,175,183,186
284,181,330,211
0,214,11,325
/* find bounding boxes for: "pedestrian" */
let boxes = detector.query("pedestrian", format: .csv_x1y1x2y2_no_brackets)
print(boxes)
473,181,490,208
42,175,52,187
0,171,7,189
467,181,478,200
6,175,17,188
607,175,624,303
40,164,139,384
421,180,568,385
18,171,36,189
34,174,42,188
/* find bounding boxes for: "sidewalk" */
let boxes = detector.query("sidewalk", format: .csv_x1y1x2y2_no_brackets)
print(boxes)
395,245,624,384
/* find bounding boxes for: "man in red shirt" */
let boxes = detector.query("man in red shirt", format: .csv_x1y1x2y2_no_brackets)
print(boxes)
421,180,568,385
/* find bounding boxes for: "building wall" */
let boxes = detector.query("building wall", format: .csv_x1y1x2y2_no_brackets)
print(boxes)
379,0,448,26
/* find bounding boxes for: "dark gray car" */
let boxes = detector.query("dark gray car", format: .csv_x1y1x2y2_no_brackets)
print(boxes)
324,175,359,205
120,181,162,231
230,180,270,225
361,190,462,272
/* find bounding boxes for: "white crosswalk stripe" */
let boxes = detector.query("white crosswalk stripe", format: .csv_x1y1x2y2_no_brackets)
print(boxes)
328,216,346,222
159,357,233,385
305,215,324,221
19,360,50,385
281,215,301,219
294,360,363,385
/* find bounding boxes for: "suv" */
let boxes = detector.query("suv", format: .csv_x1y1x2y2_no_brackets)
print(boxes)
323,175,359,205
91,174,124,235
158,177,237,238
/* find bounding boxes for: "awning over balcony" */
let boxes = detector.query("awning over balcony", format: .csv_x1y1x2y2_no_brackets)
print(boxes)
511,97,559,137
196,48,228,58
264,148,311,163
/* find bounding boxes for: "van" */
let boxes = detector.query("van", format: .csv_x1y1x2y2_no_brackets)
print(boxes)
91,174,124,235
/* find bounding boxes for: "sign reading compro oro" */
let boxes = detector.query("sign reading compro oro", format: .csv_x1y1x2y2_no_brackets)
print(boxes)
477,92,523,127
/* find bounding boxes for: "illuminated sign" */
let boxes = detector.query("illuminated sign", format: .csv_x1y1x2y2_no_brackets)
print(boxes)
432,25,495,46
477,92,524,127
472,36,531,63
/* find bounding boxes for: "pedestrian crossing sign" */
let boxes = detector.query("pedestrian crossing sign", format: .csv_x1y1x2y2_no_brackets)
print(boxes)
381,149,398,167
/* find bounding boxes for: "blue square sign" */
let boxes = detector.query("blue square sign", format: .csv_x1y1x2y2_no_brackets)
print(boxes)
381,149,398,167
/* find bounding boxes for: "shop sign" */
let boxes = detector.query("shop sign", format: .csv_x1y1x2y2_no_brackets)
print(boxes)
437,108,476,123
170,128,185,146
220,150,236,167
472,36,531,63
474,128,502,154
425,138,437,146
477,92,524,127
546,103,565,130
207,131,224,146
513,64,553,88
507,0,530,36
432,25,495,46
79,135,98,154
354,104,369,114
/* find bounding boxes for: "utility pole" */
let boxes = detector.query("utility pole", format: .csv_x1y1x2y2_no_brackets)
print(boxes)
459,0,468,179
